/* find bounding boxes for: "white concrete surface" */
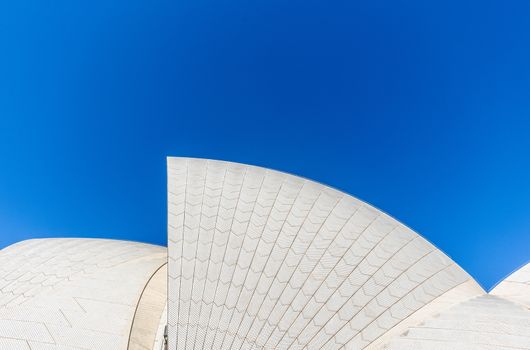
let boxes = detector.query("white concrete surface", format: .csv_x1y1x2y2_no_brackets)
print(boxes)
382,294,530,349
166,158,484,350
129,264,168,350
491,262,530,308
0,238,166,350
1,158,527,350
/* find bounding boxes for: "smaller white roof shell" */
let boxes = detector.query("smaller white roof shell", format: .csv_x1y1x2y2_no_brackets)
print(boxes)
491,262,530,308
0,238,166,350
385,261,530,350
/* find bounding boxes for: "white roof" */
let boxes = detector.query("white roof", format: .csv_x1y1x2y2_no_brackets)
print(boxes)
0,238,166,350
166,158,486,350
384,294,530,349
491,262,530,308
386,261,530,350
0,158,527,349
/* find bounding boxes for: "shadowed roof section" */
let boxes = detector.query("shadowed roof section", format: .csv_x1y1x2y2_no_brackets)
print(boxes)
128,263,168,350
167,157,483,350
0,238,166,350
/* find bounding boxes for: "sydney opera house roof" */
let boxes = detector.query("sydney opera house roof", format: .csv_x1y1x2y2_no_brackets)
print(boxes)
0,157,528,349
0,238,167,349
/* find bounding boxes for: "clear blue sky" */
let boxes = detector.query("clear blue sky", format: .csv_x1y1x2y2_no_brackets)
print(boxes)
0,0,529,290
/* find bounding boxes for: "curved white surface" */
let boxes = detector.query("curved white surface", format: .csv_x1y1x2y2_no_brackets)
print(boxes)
0,238,166,350
1,158,525,350
491,262,530,308
383,294,530,349
129,264,168,350
167,157,483,350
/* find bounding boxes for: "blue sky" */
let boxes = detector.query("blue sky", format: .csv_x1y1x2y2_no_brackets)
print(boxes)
0,0,529,290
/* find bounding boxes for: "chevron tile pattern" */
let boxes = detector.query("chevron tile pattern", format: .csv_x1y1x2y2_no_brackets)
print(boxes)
0,238,166,349
167,158,483,350
0,157,526,350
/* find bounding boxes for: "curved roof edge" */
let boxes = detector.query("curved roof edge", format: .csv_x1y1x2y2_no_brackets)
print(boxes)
0,238,167,350
167,157,484,350
128,263,168,350
167,156,482,290
490,261,530,308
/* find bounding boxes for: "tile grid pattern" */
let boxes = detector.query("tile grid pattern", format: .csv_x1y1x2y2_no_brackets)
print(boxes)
0,238,167,349
167,158,481,350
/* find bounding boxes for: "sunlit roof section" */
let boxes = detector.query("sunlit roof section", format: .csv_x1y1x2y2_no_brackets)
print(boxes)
167,157,483,350
0,238,166,349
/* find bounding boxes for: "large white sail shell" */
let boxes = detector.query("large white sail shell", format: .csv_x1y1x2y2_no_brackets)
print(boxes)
167,157,482,350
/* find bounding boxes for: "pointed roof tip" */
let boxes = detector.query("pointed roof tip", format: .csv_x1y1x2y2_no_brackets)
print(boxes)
166,157,485,349
490,260,530,307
